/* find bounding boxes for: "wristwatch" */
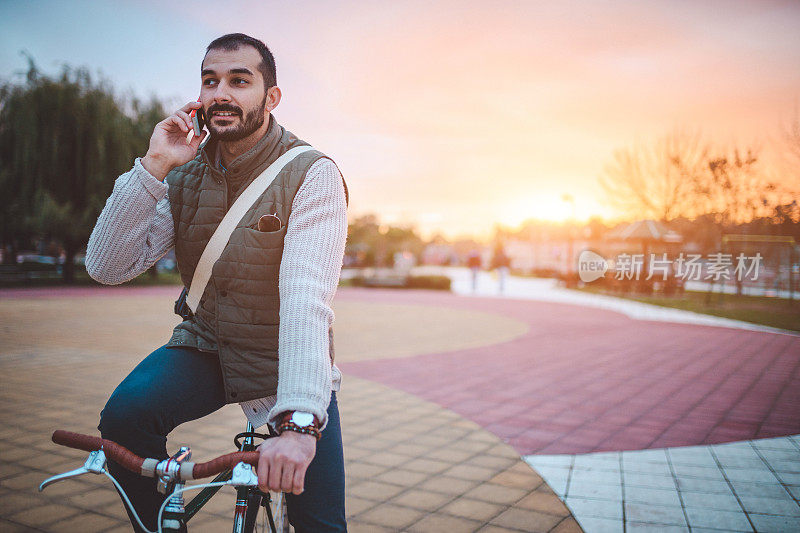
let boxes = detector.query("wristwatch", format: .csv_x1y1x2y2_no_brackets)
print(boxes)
289,411,316,428
278,410,321,440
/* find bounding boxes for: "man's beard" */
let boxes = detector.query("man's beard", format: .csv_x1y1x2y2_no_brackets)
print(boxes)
208,94,268,142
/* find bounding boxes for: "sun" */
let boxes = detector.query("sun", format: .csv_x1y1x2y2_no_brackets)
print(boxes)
497,194,576,226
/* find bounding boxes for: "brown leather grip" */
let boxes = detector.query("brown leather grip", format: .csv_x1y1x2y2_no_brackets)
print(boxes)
52,430,146,475
190,451,260,479
53,430,261,480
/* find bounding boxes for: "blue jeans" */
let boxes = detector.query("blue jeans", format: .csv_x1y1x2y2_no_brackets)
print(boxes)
98,345,347,532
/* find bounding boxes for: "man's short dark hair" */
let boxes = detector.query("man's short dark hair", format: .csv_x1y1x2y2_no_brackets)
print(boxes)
205,33,277,90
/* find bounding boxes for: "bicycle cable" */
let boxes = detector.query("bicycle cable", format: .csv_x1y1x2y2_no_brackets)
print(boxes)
102,467,235,533
102,469,157,533
155,481,231,533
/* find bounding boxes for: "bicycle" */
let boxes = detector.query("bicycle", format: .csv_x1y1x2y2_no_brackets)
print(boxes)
39,422,290,533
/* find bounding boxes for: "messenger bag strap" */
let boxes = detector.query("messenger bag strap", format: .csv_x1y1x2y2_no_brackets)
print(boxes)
185,145,314,313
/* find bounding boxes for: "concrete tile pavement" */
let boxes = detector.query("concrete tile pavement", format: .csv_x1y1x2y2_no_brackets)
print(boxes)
525,436,800,532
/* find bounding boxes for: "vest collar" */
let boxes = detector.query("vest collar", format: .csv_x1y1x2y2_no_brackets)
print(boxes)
201,113,283,188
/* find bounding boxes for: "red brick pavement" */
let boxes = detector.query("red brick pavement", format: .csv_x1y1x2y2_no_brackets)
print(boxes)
335,287,800,456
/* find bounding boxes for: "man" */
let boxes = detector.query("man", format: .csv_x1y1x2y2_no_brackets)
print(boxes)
490,244,511,294
86,33,348,532
467,250,482,292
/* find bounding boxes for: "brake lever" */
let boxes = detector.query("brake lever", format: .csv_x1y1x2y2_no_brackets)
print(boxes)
228,461,259,487
39,449,107,492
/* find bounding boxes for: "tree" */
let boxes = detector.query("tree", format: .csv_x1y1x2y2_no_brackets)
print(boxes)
599,130,782,229
599,130,709,222
692,147,774,227
779,103,800,209
345,214,427,267
0,58,161,281
784,103,800,167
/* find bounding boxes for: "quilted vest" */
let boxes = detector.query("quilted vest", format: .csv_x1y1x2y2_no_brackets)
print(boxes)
164,115,349,403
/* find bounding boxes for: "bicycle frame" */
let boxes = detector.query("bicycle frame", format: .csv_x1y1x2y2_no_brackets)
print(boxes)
157,422,282,533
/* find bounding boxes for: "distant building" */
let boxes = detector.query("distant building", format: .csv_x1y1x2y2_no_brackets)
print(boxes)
420,242,456,265
505,237,591,275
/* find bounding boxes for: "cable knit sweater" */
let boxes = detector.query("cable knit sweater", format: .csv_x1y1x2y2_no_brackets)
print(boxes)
85,156,347,430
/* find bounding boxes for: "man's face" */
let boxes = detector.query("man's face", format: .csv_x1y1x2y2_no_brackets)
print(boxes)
201,46,268,142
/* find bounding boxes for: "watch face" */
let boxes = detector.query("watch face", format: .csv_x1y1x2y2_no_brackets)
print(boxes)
291,411,315,427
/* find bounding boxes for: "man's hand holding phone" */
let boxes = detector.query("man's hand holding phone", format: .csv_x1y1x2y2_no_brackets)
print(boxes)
141,101,207,181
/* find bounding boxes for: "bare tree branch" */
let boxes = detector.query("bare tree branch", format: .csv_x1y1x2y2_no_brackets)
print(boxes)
599,129,708,221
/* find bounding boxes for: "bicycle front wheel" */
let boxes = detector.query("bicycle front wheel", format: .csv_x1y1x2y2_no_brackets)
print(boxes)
244,490,289,533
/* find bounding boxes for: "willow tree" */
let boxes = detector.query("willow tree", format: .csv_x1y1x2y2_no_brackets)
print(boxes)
0,58,163,281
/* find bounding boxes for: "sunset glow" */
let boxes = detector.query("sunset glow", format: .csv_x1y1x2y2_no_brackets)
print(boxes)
2,0,798,241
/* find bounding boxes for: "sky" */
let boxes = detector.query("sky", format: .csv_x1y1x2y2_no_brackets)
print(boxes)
2,0,799,241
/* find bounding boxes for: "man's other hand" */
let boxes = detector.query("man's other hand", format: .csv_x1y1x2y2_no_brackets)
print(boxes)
141,101,207,181
256,431,317,495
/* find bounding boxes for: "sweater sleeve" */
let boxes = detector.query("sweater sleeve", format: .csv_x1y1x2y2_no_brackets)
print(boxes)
263,157,348,430
85,157,175,285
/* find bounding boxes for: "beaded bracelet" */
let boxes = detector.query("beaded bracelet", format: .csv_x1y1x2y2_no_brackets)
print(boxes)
277,421,321,441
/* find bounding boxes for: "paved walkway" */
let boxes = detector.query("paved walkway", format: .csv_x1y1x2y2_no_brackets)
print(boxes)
525,437,800,532
2,279,798,532
426,266,797,336
0,286,578,532
339,287,800,453
338,269,800,532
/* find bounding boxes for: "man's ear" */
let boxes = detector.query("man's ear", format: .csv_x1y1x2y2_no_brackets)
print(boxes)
266,86,282,113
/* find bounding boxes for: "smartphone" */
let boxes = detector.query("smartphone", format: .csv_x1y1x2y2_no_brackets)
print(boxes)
190,99,206,136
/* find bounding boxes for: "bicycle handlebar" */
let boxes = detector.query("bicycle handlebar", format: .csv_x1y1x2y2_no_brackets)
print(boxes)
53,430,145,473
52,430,260,480
189,451,260,479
